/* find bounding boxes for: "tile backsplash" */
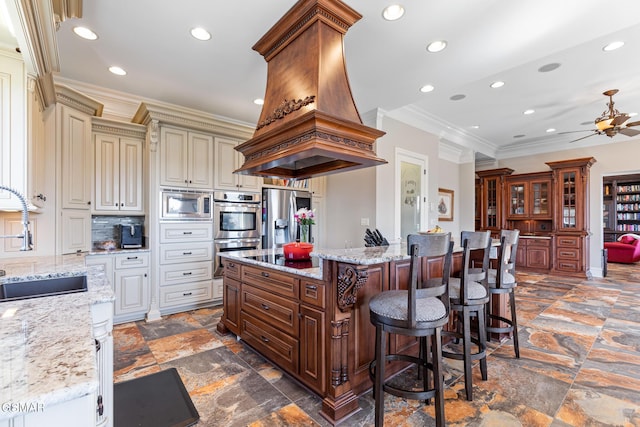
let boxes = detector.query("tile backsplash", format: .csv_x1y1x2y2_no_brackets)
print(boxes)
92,216,145,249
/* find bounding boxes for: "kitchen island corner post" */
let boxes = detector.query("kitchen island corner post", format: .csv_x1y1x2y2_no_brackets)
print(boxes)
320,261,371,424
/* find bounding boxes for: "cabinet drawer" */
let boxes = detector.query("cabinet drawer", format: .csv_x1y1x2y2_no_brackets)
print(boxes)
556,248,579,260
242,284,299,335
159,280,213,308
300,279,325,309
242,265,298,299
114,253,149,269
556,236,580,248
527,238,550,247
556,260,579,272
223,258,241,280
159,222,213,242
160,242,213,264
160,262,213,286
241,311,298,373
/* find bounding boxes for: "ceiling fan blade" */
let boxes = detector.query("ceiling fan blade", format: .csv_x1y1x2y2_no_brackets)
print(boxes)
558,129,596,135
619,127,640,137
569,133,597,143
611,114,630,126
625,120,640,127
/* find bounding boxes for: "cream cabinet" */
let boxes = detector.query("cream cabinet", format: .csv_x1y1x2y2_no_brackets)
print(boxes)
93,124,145,214
91,297,114,427
214,137,261,192
160,126,214,190
158,222,214,313
60,104,93,210
86,252,150,324
61,210,92,253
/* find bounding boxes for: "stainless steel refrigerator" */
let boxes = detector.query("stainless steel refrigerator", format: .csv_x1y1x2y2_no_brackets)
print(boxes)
262,188,312,248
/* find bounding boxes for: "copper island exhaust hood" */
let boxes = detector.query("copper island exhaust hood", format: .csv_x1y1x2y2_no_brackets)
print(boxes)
234,0,387,180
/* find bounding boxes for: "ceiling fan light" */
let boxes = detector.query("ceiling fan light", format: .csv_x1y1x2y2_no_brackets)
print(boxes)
595,117,614,130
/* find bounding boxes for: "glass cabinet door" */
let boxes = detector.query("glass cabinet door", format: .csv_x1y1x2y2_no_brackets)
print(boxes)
486,178,497,228
561,171,577,228
531,181,549,216
509,183,526,216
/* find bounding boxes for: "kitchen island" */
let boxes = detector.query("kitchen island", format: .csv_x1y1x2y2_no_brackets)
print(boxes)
217,242,503,425
0,254,114,427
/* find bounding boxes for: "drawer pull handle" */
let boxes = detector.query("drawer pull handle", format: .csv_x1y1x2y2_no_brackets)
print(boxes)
183,231,193,235
183,292,193,296
95,339,101,352
261,304,270,310
306,284,317,290
261,272,270,277
127,256,138,260
261,336,270,343
183,251,192,255
183,272,193,276
228,262,235,267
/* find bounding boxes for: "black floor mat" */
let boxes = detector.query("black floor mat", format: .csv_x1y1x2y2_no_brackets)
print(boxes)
114,368,199,427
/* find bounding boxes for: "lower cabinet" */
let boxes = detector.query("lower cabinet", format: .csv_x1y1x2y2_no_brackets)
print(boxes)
158,222,215,314
0,393,97,427
86,252,150,324
554,234,583,274
221,258,327,394
515,237,551,271
92,298,114,427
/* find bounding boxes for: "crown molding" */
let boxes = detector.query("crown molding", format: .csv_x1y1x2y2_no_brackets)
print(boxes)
133,101,255,141
92,117,147,139
55,83,103,116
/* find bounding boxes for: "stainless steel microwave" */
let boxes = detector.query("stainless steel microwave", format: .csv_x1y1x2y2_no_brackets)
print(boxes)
161,190,212,220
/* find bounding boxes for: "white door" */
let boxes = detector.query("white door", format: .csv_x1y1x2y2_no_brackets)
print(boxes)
395,148,428,240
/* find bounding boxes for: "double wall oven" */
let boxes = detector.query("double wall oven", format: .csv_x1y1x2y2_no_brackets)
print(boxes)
213,191,261,277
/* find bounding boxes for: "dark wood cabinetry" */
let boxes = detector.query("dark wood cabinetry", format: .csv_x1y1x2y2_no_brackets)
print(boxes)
547,157,596,276
476,168,513,234
603,174,640,242
506,172,552,219
517,237,551,270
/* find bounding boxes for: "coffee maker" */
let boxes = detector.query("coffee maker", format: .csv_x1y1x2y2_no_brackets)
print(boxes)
119,224,143,248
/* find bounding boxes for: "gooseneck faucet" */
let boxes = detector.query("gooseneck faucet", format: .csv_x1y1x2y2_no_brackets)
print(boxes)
0,185,33,251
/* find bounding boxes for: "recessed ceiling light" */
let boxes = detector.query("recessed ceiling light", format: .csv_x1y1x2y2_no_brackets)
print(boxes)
470,125,480,129
603,41,624,52
450,94,466,101
420,84,435,93
108,66,127,76
73,26,98,40
538,63,561,73
190,27,211,41
490,81,505,89
546,128,556,133
523,109,535,115
426,40,447,53
253,98,264,105
382,5,405,21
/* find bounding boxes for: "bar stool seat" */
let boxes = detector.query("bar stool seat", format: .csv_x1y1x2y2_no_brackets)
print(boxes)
368,233,454,427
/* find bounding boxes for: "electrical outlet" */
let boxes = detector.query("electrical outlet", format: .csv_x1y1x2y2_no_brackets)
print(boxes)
361,217,369,226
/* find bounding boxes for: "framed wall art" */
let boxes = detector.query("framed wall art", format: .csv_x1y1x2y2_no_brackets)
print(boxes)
437,188,454,221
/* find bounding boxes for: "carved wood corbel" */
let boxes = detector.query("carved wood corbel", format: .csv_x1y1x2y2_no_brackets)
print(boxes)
148,119,159,152
337,264,368,311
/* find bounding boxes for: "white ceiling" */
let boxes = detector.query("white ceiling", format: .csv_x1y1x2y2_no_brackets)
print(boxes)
11,0,640,160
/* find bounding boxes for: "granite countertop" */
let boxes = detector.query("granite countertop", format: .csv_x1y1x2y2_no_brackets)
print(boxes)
219,240,501,279
0,254,114,420
87,247,151,256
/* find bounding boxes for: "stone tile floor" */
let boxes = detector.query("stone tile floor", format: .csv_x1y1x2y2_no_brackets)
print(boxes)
113,263,640,426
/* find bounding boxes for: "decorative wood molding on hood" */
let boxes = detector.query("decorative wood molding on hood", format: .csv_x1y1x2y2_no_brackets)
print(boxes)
234,0,387,180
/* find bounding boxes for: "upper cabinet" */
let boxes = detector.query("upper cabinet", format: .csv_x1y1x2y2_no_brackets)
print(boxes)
93,119,146,214
214,137,261,192
476,168,513,234
160,127,214,190
506,172,552,219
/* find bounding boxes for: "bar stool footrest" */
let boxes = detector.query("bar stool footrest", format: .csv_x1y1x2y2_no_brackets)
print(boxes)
369,354,438,401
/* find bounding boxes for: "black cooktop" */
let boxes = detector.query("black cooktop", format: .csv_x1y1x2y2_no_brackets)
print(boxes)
245,253,320,269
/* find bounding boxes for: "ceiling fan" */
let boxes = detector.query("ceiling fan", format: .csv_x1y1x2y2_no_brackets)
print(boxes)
566,89,640,143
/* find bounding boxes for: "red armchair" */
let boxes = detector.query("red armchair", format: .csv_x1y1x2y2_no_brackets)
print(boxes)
605,234,640,264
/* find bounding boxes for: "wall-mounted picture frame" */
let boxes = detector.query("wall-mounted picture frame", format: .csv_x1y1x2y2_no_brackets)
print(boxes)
437,188,454,221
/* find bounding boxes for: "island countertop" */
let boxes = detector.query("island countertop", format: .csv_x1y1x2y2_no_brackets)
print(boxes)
0,254,114,420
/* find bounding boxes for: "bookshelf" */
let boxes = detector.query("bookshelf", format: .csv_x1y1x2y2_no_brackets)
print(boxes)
603,174,640,242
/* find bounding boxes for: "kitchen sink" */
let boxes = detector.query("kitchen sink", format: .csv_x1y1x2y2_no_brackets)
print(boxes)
0,275,88,301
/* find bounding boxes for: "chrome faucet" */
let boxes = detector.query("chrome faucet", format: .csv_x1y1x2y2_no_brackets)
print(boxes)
0,185,33,251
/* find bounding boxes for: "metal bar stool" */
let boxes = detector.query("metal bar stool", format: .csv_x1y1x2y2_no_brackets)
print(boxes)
443,230,491,401
368,233,454,427
486,229,520,358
